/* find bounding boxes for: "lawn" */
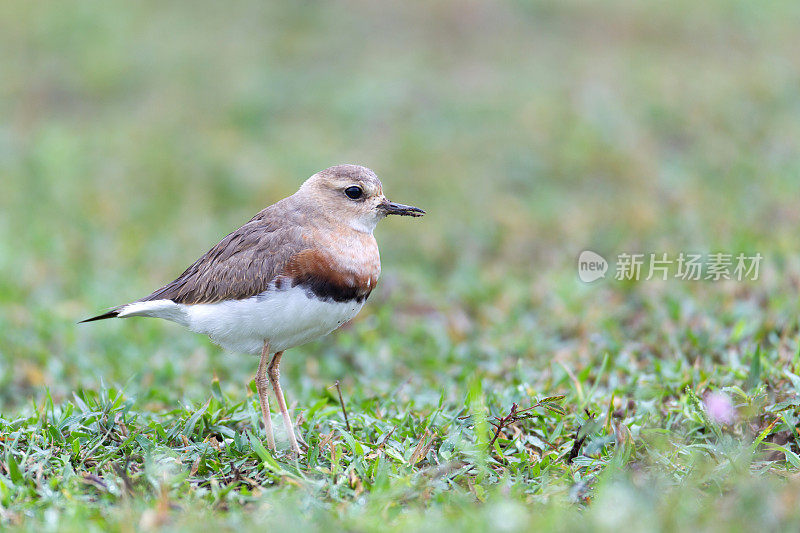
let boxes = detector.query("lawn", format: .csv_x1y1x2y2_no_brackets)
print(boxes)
3,1,800,531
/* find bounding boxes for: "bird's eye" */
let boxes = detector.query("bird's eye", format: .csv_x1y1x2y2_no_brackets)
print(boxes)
344,186,363,200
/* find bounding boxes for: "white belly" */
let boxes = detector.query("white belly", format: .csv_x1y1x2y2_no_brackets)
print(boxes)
117,286,365,354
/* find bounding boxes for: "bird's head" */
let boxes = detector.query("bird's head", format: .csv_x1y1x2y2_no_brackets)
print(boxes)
297,164,424,233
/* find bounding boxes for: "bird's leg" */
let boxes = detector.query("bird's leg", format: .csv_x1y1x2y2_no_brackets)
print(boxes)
256,341,276,451
267,351,302,455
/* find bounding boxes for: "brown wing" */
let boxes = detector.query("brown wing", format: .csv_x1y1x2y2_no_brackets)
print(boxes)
141,211,308,305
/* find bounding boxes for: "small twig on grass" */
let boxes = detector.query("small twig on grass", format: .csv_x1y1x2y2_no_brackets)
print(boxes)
566,433,587,464
80,473,108,492
489,403,518,448
329,380,350,431
567,410,595,464
459,396,566,452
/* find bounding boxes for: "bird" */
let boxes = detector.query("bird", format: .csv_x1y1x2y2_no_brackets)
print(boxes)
80,164,424,455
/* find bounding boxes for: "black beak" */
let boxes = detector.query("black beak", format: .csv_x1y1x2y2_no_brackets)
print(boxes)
378,200,425,217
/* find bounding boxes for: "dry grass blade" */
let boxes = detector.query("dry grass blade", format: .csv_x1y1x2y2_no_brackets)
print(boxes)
409,429,433,465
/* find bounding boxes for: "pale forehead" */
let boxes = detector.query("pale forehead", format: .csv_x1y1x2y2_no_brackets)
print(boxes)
315,164,383,194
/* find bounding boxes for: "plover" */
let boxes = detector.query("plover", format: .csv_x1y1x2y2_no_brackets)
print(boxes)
81,164,424,455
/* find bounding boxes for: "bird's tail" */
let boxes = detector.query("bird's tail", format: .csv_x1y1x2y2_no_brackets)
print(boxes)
79,300,188,326
78,309,121,323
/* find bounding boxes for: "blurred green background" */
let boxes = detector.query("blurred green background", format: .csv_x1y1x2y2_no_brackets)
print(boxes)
4,0,800,447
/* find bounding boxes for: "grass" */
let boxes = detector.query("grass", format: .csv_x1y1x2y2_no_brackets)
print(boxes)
3,0,800,530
